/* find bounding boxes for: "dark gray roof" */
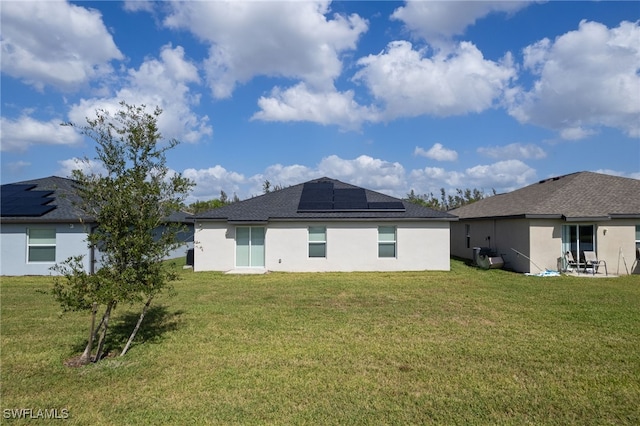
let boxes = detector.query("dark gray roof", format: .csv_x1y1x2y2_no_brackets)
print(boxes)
450,171,640,220
1,176,193,224
1,176,92,223
193,177,456,222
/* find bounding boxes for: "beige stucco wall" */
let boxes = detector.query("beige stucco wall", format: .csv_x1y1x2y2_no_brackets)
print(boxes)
529,220,564,272
451,219,531,271
195,220,451,272
453,218,639,274
592,220,639,274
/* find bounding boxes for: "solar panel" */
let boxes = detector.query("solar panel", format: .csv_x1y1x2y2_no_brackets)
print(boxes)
334,188,368,210
298,201,334,211
0,184,57,217
297,181,406,213
298,182,335,211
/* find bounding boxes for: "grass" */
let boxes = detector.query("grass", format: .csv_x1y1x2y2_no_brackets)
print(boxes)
1,259,639,425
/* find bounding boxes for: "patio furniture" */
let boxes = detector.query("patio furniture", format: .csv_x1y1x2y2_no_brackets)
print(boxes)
583,251,607,276
564,251,585,273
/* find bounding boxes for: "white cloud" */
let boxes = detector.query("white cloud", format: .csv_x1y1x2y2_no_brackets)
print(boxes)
354,41,516,120
409,167,467,194
0,1,123,91
252,83,379,131
163,0,368,98
123,0,154,13
57,157,108,178
316,155,407,195
508,20,640,139
182,154,408,201
414,143,458,162
0,116,83,152
595,169,640,180
183,166,246,202
465,160,536,191
477,143,547,160
248,163,319,196
391,1,531,47
67,44,211,144
409,160,536,195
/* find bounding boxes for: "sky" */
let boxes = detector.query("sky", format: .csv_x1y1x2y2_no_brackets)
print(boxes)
1,0,639,203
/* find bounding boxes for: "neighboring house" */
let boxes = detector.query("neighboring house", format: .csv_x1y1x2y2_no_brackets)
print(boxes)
449,172,640,274
192,177,456,273
1,176,96,276
162,210,195,261
1,176,194,276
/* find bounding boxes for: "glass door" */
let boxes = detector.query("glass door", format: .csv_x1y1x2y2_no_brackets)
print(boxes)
562,224,594,263
236,226,265,267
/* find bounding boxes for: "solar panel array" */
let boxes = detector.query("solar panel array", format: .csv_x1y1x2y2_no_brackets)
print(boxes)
297,182,405,212
1,184,57,217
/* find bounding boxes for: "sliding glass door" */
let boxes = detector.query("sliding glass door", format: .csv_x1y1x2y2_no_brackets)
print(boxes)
562,224,594,262
236,227,265,267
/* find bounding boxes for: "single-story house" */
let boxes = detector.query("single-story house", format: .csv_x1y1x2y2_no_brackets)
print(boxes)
192,177,456,273
1,176,194,276
1,176,95,275
449,171,640,274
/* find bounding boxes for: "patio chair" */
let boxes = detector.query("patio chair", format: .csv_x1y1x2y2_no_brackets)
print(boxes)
564,251,584,273
583,251,607,276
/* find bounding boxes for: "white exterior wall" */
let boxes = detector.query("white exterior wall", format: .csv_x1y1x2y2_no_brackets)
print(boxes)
193,223,236,272
0,223,92,276
194,220,451,272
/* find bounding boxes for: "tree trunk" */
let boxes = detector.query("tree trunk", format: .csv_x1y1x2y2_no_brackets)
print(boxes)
94,301,115,362
120,295,153,357
78,302,99,365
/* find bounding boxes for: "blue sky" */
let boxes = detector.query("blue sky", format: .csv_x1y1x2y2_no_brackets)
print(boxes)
2,1,639,202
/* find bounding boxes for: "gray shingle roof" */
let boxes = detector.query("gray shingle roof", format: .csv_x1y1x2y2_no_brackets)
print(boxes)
1,176,193,224
1,176,92,223
194,177,456,222
450,172,640,220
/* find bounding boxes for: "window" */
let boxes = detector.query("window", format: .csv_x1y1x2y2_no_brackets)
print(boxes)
28,228,56,262
308,226,326,258
636,225,640,259
378,226,396,258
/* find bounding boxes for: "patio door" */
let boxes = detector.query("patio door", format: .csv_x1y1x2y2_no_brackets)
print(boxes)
236,226,265,267
562,224,594,262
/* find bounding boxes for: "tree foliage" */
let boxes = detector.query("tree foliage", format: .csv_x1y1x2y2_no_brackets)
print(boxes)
185,190,238,214
406,187,495,211
262,180,285,194
52,102,193,364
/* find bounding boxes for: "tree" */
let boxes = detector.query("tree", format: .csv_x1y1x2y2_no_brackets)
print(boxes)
262,180,285,194
52,102,193,364
406,187,495,211
185,190,237,214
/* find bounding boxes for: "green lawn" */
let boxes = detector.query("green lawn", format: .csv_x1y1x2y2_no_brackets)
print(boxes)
1,259,639,425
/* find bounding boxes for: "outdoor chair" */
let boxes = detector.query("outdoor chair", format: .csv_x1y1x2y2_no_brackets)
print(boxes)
564,251,585,273
583,251,607,276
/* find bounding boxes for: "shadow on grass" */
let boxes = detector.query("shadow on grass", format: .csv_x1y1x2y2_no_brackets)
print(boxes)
70,305,184,358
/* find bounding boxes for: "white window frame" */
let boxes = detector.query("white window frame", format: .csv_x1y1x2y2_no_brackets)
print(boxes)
308,226,327,258
378,226,397,258
27,228,56,263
